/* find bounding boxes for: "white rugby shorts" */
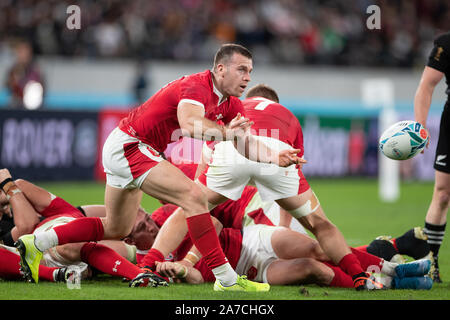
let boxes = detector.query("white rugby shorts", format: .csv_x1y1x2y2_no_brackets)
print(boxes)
199,136,309,201
235,224,285,283
102,127,164,189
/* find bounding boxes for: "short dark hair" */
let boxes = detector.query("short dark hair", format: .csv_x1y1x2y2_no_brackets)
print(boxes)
213,43,252,69
246,84,279,103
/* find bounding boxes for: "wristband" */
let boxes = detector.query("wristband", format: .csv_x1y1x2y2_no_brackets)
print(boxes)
0,178,14,193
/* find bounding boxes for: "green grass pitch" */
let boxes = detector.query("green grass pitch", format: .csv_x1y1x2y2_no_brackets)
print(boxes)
1,178,448,301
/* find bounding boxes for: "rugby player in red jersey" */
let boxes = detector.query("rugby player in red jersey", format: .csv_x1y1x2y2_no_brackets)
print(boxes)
153,84,420,291
153,224,432,290
139,202,432,290
15,44,301,291
0,169,160,286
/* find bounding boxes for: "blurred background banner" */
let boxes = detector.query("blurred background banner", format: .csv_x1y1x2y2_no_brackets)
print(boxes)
0,0,448,182
0,109,98,181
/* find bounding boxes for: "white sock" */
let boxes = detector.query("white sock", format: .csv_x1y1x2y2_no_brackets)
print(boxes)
375,274,393,288
381,260,398,277
212,263,238,286
34,230,59,252
52,269,58,282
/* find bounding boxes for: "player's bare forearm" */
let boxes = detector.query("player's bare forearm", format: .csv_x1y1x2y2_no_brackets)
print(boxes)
178,102,227,140
414,66,444,127
414,83,433,127
181,115,227,141
233,134,275,163
235,135,305,167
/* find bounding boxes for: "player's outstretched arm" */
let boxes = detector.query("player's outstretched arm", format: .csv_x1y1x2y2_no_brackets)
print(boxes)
414,66,444,150
177,102,231,140
237,134,306,167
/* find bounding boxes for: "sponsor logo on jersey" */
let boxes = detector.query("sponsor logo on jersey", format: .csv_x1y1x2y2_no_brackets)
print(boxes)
436,154,447,166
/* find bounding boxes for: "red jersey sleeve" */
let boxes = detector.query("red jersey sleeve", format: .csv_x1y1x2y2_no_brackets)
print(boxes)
221,97,245,125
179,77,210,108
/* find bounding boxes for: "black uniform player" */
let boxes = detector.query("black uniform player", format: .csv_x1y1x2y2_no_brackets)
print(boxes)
414,31,450,283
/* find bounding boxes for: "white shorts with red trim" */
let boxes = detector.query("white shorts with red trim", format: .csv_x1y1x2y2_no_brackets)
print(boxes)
199,136,309,202
240,191,307,234
235,224,285,283
102,127,164,189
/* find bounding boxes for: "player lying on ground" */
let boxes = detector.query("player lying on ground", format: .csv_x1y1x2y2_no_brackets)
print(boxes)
0,169,165,287
14,44,304,292
141,192,433,290
0,169,431,289
141,83,388,290
155,224,433,290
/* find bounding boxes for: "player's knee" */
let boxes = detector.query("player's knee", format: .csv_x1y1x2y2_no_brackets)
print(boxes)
435,185,450,208
104,222,133,240
15,224,36,237
292,258,318,281
310,241,327,261
57,243,82,262
182,185,208,214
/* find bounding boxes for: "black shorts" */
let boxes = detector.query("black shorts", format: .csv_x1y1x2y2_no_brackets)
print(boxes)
434,101,450,173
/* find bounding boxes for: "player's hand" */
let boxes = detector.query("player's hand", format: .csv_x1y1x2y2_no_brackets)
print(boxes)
276,149,307,167
155,261,187,279
0,190,12,219
226,113,253,140
421,128,431,154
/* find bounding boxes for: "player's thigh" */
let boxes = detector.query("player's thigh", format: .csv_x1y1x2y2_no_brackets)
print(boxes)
195,180,229,208
270,228,324,260
266,258,333,285
140,160,208,213
104,184,143,238
55,243,85,262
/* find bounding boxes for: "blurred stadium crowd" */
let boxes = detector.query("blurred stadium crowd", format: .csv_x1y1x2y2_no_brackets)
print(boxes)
1,0,449,68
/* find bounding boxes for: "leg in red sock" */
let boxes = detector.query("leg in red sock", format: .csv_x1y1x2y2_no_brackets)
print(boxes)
54,217,104,245
140,248,165,269
350,247,384,272
338,252,365,277
34,217,105,253
0,248,24,280
186,213,228,269
0,247,57,282
80,242,141,280
322,262,354,288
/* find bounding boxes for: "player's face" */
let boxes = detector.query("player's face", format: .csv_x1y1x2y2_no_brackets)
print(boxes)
220,53,252,98
125,209,160,250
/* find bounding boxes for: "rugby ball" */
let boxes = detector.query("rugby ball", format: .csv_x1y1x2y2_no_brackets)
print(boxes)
379,120,429,160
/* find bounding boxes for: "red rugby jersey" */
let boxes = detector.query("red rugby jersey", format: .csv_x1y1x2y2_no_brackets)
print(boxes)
243,97,304,156
119,70,245,153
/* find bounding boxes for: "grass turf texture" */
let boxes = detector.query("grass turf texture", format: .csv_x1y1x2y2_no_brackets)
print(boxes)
1,179,449,300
